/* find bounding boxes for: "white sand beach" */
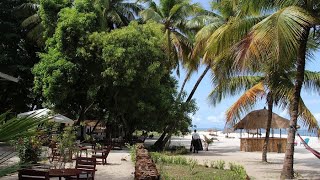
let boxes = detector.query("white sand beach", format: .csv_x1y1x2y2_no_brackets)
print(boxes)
145,131,320,180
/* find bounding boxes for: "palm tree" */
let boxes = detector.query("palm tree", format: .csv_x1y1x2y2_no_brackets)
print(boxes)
14,1,44,47
94,0,143,31
187,0,266,102
230,1,320,178
209,64,320,162
139,0,202,74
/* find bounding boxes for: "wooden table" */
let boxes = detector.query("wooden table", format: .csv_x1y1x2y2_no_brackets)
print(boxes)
240,138,287,153
49,168,81,180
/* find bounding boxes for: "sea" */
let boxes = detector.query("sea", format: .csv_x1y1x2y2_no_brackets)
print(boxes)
195,128,319,137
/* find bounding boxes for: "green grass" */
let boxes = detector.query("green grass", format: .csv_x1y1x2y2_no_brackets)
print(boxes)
150,153,248,180
157,164,246,180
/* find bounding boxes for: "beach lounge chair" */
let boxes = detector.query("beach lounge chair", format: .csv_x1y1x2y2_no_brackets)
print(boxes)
300,137,310,146
298,134,320,159
18,169,49,180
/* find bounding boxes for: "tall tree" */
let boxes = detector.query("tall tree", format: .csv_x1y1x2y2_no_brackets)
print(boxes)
140,0,202,75
186,0,266,102
232,1,320,178
89,21,196,140
33,0,102,122
0,0,42,114
93,0,143,31
209,64,320,162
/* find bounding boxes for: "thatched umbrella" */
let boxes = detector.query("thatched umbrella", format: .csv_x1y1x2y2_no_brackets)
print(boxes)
234,109,290,138
234,109,289,129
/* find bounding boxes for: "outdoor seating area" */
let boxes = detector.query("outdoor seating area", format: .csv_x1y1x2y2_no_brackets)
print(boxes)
15,137,118,180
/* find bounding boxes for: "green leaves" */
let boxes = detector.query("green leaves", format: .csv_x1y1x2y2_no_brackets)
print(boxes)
234,6,317,70
0,112,47,142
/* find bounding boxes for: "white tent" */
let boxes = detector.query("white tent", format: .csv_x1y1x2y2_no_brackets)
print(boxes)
17,108,74,125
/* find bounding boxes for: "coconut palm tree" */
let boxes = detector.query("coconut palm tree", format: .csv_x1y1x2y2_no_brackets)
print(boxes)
94,0,143,31
230,1,320,178
186,0,266,102
14,1,44,47
139,0,202,75
209,63,320,162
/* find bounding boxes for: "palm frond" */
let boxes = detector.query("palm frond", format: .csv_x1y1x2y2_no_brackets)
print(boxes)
303,71,320,94
297,98,319,131
0,114,48,142
140,8,162,22
233,6,317,70
204,15,264,64
21,14,41,28
209,75,264,106
225,82,266,124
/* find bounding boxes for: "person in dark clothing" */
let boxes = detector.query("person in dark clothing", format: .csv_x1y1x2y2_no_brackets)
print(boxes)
191,130,200,153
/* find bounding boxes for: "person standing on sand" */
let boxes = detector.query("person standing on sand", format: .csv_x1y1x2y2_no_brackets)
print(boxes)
192,130,200,153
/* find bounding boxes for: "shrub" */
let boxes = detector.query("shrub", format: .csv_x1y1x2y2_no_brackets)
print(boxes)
126,143,136,162
229,162,247,179
188,159,198,175
212,160,225,170
13,137,42,164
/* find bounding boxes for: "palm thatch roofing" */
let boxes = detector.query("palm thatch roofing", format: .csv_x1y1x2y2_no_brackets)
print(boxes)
234,109,290,130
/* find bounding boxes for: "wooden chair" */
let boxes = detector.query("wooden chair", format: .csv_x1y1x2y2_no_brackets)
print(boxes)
18,169,49,180
49,142,61,162
67,157,96,180
92,145,112,165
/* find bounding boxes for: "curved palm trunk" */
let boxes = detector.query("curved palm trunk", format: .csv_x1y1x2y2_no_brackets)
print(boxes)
153,65,210,150
186,65,210,102
262,92,273,162
281,27,310,179
178,70,192,99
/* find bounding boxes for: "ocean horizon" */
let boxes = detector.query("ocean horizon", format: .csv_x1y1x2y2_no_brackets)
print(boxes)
193,127,319,137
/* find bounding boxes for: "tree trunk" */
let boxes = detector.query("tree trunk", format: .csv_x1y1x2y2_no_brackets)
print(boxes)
281,27,310,179
162,132,173,149
262,92,273,162
89,120,101,135
178,70,192,99
186,65,210,102
153,128,168,151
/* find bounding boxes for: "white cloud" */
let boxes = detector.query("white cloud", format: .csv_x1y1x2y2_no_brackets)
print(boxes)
207,112,225,123
189,114,201,122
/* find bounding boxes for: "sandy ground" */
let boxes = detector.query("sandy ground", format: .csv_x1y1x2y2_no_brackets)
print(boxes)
0,149,134,180
145,131,320,180
1,131,319,180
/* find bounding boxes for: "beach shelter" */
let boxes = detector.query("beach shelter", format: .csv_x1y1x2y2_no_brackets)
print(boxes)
234,109,290,130
235,109,290,152
17,108,74,125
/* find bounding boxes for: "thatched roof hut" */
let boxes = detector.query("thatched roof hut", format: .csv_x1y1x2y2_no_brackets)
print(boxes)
234,109,290,130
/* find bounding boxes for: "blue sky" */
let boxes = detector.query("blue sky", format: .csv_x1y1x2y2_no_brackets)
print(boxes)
177,0,320,129
178,53,320,129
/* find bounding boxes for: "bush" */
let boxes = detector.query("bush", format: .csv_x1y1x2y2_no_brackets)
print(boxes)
13,137,42,164
229,162,248,179
211,160,225,170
